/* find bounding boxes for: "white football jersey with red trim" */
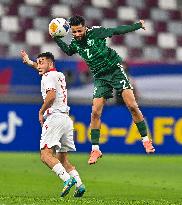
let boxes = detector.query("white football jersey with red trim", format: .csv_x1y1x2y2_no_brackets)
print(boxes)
41,70,69,116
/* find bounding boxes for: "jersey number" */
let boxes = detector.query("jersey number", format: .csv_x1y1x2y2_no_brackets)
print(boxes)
85,49,92,58
120,80,128,90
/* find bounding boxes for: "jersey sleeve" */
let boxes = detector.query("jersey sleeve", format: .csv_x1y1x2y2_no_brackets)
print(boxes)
43,74,56,92
53,36,76,56
91,22,142,38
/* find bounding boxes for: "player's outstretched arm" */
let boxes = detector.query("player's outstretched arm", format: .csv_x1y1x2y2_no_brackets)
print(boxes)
111,19,145,35
20,50,38,71
114,20,145,34
93,20,145,38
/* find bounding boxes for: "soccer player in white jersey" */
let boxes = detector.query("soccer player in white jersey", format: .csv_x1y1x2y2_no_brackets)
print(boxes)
20,50,85,197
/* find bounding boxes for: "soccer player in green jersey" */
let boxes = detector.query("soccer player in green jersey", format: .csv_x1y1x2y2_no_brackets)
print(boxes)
51,15,155,165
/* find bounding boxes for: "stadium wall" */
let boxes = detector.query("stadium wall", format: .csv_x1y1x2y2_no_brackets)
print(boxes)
0,104,182,154
1,59,182,87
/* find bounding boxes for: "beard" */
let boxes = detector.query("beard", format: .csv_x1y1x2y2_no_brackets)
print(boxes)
75,33,86,41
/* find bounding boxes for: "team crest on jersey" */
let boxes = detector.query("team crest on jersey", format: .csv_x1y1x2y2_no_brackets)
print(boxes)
87,39,94,46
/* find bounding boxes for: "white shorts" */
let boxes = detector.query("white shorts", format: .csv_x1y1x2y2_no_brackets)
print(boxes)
40,113,76,152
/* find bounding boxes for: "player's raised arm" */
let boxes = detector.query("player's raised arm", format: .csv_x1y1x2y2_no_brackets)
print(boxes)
92,20,145,38
20,50,38,70
48,17,76,56
52,36,76,56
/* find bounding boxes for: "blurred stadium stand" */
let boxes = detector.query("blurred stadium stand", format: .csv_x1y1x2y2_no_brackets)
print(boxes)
0,0,182,105
0,0,181,61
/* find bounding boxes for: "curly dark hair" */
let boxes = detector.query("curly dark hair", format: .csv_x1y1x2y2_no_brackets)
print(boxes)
69,15,85,26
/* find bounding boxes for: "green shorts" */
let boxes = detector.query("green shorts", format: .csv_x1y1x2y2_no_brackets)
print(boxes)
93,63,133,99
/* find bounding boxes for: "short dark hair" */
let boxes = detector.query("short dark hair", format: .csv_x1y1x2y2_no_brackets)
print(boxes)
69,15,85,26
37,52,55,64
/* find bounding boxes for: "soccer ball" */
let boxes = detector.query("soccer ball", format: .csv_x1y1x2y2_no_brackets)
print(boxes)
49,18,70,37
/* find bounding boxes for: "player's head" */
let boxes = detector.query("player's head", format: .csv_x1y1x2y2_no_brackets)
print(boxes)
69,15,86,41
36,52,55,75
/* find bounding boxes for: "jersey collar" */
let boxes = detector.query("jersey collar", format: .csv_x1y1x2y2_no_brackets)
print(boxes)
48,68,57,72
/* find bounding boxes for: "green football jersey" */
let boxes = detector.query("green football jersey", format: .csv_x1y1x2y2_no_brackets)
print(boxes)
54,22,142,77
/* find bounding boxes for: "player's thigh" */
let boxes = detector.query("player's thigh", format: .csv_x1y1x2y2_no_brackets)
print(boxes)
58,116,76,152
111,63,133,91
93,78,113,99
122,89,137,106
41,146,54,155
40,114,64,150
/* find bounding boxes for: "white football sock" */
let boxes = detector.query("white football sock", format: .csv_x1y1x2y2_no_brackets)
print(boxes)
92,145,100,151
69,169,82,187
142,136,149,142
52,163,70,182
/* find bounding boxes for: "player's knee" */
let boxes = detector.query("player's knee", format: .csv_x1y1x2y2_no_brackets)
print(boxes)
127,102,138,113
40,152,47,163
91,108,101,120
40,149,51,164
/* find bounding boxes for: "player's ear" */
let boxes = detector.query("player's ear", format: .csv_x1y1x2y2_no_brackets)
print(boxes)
49,60,54,67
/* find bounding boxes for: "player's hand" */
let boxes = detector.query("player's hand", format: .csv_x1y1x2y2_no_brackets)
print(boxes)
20,50,29,64
49,28,63,39
49,32,54,38
20,49,36,69
39,110,44,127
49,29,63,39
139,20,145,30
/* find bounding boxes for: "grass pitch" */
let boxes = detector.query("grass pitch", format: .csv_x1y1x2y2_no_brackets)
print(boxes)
0,153,182,205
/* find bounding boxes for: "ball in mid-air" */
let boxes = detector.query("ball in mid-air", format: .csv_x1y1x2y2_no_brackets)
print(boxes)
49,18,70,37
